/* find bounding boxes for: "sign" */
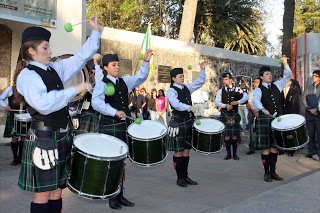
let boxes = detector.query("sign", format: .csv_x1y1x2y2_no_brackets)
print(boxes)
291,39,297,79
0,0,57,28
158,65,172,83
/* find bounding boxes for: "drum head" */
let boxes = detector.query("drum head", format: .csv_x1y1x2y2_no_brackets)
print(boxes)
15,113,31,121
128,120,167,140
73,133,128,158
194,118,225,134
51,54,89,102
271,114,305,131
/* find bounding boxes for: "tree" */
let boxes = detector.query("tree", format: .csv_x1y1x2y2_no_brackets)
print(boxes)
282,0,295,60
178,0,198,42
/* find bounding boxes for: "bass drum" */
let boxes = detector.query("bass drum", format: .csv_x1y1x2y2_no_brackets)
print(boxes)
51,54,89,102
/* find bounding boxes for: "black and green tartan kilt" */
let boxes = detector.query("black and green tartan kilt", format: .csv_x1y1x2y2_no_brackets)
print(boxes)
220,109,241,137
3,111,16,138
168,115,193,153
18,130,72,193
74,111,100,135
256,113,276,149
99,115,128,142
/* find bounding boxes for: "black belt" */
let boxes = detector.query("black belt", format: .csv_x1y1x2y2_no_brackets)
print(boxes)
31,121,60,131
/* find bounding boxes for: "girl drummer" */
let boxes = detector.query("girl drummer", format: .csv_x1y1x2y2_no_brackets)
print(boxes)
167,62,207,187
0,85,26,165
92,50,153,210
15,17,101,213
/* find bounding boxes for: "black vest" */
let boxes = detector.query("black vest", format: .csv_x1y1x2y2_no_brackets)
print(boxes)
8,94,20,110
221,87,243,111
259,83,282,115
26,65,69,128
170,86,192,118
102,77,130,116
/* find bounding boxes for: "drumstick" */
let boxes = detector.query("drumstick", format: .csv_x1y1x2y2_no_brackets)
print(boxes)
10,109,25,112
126,116,135,121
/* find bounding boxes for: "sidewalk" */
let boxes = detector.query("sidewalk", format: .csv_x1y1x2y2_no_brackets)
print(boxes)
0,134,319,213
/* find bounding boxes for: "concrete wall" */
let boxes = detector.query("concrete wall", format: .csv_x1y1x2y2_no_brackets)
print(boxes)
93,26,281,115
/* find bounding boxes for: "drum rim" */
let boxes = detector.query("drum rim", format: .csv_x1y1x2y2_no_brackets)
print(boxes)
193,118,225,134
14,113,32,122
128,152,168,167
73,133,128,160
271,114,306,131
127,120,168,140
192,145,224,155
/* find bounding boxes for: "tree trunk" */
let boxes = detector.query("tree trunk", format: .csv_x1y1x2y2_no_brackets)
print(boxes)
159,0,170,38
282,0,295,60
178,0,198,42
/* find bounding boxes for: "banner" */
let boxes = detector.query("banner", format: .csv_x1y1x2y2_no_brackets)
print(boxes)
0,0,57,28
141,24,154,76
290,39,297,79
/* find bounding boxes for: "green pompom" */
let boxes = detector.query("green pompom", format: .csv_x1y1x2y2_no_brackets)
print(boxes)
195,120,201,125
105,83,115,96
278,59,282,64
138,54,144,60
187,65,192,70
277,117,282,122
135,118,142,124
64,23,73,32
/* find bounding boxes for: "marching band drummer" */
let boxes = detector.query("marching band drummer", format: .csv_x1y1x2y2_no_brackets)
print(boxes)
92,50,153,210
15,17,101,213
167,62,207,187
253,55,291,182
0,86,26,165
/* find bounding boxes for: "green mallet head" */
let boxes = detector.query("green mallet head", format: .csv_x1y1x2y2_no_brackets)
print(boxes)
135,118,142,124
64,23,73,32
187,65,192,70
277,117,282,122
105,83,115,96
195,120,201,125
138,53,144,60
278,59,282,64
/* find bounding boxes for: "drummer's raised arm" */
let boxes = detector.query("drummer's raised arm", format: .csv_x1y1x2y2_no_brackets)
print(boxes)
51,17,101,84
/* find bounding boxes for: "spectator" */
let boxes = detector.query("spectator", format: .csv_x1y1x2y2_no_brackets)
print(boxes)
128,87,138,119
191,87,208,117
156,89,168,125
239,81,249,132
137,88,146,120
147,89,157,121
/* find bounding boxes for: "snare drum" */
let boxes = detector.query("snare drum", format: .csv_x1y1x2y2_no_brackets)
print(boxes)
127,120,168,166
68,133,128,199
271,114,309,151
192,118,225,154
14,113,31,136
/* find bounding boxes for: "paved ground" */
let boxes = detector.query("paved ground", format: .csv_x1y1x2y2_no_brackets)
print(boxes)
0,133,319,213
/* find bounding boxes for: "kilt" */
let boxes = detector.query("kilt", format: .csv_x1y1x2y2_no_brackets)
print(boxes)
256,113,276,149
3,111,16,138
99,115,128,142
74,111,99,135
220,109,241,137
168,115,193,152
18,130,72,192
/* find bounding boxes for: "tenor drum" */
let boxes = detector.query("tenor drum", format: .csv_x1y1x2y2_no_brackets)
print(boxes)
192,118,225,154
14,113,31,136
68,133,128,199
127,120,168,166
271,114,309,151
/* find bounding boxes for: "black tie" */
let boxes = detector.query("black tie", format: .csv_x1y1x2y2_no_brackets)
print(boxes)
116,79,119,88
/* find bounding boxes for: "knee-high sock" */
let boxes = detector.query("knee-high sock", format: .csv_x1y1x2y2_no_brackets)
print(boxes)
173,156,184,179
11,142,18,159
261,154,270,174
31,202,49,213
224,139,231,155
182,156,190,178
269,153,278,174
231,138,238,155
18,140,24,160
48,198,62,213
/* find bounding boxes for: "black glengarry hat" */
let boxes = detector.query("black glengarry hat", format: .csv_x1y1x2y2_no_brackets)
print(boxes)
170,68,183,77
259,66,271,76
102,54,119,66
22,27,51,44
222,72,233,79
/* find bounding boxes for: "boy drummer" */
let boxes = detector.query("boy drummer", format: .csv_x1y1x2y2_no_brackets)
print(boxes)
253,55,291,182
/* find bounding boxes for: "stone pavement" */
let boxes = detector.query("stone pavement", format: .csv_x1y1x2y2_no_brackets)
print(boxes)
0,134,319,213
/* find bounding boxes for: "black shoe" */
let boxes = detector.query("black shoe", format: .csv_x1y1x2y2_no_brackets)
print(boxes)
264,173,272,182
306,154,313,158
11,158,18,166
224,154,232,160
246,150,255,155
177,178,188,187
118,196,135,207
184,177,198,185
270,173,283,181
233,154,240,160
278,150,285,155
109,199,122,210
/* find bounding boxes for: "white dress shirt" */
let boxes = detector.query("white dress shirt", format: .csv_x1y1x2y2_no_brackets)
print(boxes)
0,86,13,108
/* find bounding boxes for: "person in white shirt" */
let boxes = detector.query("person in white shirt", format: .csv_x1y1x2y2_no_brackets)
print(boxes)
191,88,208,117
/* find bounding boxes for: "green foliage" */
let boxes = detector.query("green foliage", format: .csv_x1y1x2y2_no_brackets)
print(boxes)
294,0,320,38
